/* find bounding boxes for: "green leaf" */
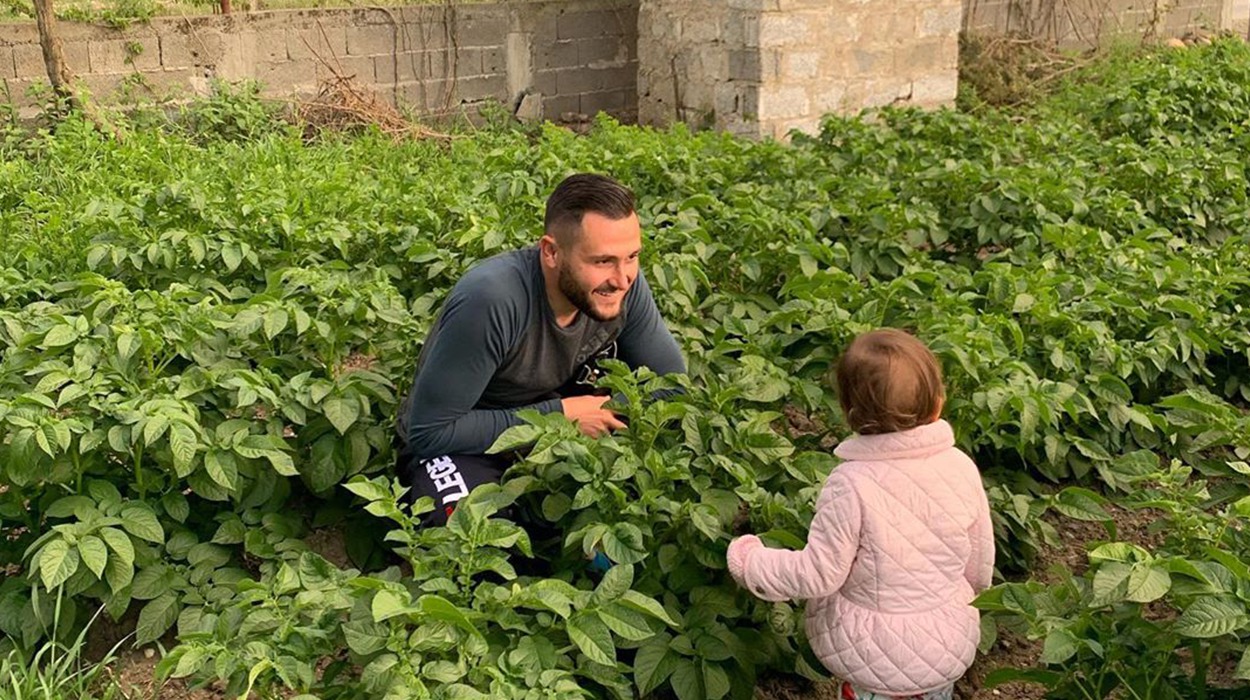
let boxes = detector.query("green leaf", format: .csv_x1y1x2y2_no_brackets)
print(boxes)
599,602,656,641
1124,563,1171,603
635,634,681,696
602,522,648,565
1091,562,1132,605
1012,293,1035,313
420,595,483,639
42,324,79,348
1174,596,1248,638
39,539,80,590
1236,646,1250,681
371,589,410,622
135,592,180,645
160,492,190,523
235,435,297,476
670,659,703,700
568,612,615,666
703,662,731,700
593,564,633,606
620,590,680,627
204,450,239,491
132,565,172,600
1040,628,1078,664
120,504,164,544
77,535,109,580
323,396,361,435
168,423,198,478
488,422,545,453
1052,487,1111,522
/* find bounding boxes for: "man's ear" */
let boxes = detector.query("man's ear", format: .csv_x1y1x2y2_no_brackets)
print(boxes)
539,234,559,266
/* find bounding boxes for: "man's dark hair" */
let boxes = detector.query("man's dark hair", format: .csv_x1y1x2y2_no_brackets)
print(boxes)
544,174,636,245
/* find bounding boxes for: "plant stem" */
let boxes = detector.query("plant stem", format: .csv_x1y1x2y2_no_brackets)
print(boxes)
1191,641,1208,700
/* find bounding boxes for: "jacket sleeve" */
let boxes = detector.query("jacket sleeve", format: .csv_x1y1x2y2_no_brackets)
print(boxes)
616,271,686,376
405,284,561,458
728,470,862,602
964,483,995,592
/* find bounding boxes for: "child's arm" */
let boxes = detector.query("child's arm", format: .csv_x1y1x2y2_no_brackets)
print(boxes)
964,486,995,592
727,471,861,602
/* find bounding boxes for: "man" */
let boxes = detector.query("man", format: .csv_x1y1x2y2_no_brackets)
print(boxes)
394,173,686,526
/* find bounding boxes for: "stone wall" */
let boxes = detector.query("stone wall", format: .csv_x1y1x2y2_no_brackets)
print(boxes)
0,0,638,122
638,0,962,140
963,0,1236,46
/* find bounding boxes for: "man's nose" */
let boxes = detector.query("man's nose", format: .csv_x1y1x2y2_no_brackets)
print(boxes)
611,263,630,290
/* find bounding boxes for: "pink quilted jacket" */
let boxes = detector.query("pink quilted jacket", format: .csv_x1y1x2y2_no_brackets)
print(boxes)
727,420,994,695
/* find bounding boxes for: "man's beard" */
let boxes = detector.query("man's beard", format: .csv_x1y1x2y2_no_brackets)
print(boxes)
558,263,621,323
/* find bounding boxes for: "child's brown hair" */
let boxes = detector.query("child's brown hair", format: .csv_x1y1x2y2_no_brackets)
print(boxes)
835,329,945,435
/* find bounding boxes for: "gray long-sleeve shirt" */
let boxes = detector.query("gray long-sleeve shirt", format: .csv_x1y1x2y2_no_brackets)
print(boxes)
397,247,685,459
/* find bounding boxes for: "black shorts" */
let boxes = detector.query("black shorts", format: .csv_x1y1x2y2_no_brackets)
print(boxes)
395,450,514,528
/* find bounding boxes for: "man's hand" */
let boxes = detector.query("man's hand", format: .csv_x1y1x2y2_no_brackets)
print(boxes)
561,395,626,438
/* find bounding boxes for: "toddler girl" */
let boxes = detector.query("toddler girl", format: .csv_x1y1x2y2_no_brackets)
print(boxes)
727,328,994,700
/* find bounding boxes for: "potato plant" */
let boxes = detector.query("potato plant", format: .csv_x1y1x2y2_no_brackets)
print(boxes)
2,38,1250,699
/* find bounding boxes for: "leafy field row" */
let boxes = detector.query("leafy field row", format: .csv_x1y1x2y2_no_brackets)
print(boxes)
1,40,1249,699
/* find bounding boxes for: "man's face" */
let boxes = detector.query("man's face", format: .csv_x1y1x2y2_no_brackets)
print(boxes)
555,211,642,322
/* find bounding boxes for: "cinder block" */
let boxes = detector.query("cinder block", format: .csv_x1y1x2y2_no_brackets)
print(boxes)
1,77,39,111
825,13,861,41
374,54,397,84
0,24,40,46
401,21,449,52
452,46,486,76
161,34,196,69
423,79,455,110
728,48,760,81
757,83,809,119
542,93,580,120
557,10,630,40
537,39,579,70
318,56,374,83
287,25,348,62
683,14,720,42
784,50,820,79
164,29,225,68
12,44,44,79
578,37,627,66
133,67,198,100
859,12,915,44
557,64,634,94
455,16,508,47
758,12,811,46
812,83,847,113
910,72,958,105
455,73,508,102
920,6,963,37
853,48,894,75
89,38,160,74
533,67,559,95
579,88,627,115
346,26,395,57
480,45,506,74
81,73,128,102
255,59,317,94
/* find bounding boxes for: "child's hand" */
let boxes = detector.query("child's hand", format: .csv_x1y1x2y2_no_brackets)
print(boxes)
726,534,764,586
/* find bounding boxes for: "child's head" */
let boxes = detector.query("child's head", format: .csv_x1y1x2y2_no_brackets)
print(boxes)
835,329,945,435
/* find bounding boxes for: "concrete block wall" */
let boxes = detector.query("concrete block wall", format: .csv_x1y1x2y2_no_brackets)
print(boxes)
639,0,962,140
963,0,1238,47
0,0,638,122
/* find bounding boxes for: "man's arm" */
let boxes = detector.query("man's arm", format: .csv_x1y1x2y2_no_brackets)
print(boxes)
405,286,561,458
617,271,686,375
